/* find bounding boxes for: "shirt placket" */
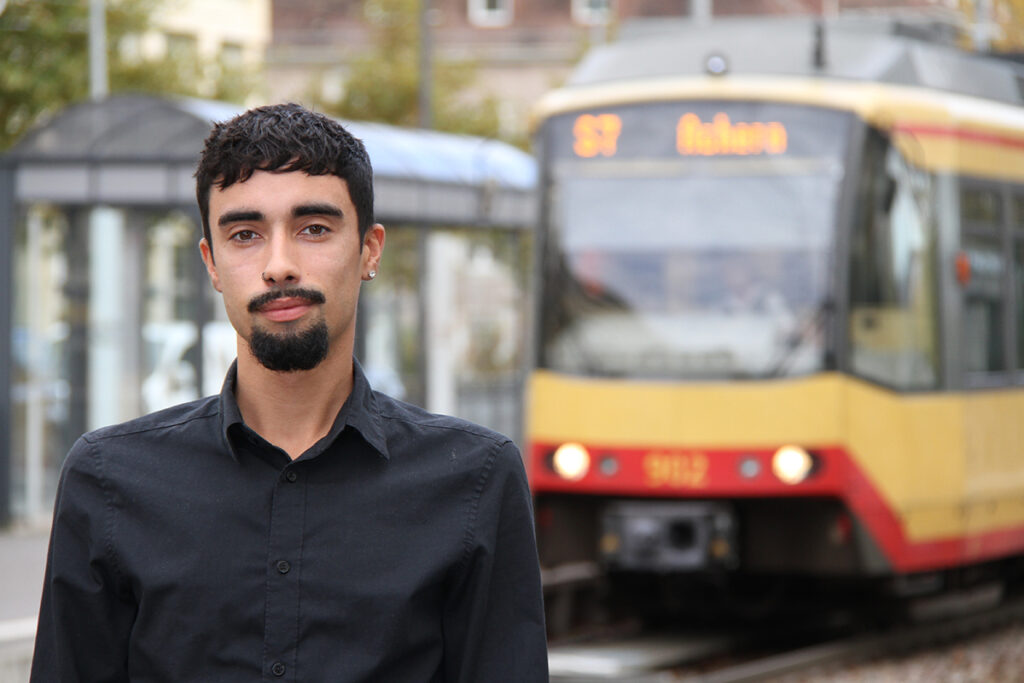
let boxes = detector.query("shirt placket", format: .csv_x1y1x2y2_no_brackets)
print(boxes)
262,464,306,681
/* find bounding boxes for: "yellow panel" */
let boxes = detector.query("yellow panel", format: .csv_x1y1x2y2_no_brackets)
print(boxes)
824,378,966,540
903,506,965,541
527,370,844,448
907,134,1024,183
963,393,1024,511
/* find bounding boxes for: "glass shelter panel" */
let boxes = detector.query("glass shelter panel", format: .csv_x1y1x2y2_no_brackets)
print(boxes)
11,206,213,520
360,225,530,442
142,212,202,413
361,226,426,407
12,206,73,520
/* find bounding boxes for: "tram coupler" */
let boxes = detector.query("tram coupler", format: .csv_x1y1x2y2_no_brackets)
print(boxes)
599,501,738,572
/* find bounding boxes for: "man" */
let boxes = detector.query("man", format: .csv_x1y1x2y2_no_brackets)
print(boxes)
31,103,548,682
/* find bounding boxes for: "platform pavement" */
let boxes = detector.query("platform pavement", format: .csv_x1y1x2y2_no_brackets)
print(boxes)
0,523,49,683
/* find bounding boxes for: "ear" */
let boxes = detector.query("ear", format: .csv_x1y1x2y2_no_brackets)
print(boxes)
199,238,223,292
361,223,386,280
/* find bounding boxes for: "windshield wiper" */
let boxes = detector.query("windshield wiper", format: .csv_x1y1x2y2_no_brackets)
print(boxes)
766,299,833,378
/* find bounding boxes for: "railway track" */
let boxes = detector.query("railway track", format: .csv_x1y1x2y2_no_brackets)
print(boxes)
548,586,1024,682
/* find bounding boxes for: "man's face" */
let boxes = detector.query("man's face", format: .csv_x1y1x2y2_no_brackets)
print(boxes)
200,170,384,372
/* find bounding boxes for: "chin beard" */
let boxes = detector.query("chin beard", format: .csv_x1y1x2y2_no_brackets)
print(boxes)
249,319,330,372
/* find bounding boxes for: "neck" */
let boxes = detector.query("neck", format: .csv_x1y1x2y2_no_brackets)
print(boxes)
234,340,354,460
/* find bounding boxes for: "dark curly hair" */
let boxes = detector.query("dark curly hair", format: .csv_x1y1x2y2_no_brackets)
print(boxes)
195,103,374,258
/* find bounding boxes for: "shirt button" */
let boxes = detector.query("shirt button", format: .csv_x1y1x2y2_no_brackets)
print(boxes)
285,471,298,483
271,661,286,677
276,560,291,574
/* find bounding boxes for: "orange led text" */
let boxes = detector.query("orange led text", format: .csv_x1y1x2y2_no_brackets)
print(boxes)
573,113,622,158
676,112,788,156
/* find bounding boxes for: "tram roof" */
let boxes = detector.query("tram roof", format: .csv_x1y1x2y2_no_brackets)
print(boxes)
568,16,1024,107
2,94,536,228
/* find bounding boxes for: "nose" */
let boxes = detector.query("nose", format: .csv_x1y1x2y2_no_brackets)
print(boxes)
261,235,300,285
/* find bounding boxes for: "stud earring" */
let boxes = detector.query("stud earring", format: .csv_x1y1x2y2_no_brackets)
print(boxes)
367,270,376,280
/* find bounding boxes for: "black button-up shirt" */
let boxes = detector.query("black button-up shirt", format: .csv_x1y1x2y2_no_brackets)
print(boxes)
31,362,548,682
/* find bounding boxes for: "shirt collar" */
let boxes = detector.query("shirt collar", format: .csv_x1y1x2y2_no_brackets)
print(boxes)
218,358,390,462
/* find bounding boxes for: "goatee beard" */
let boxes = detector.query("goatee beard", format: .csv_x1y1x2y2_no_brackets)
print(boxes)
249,319,330,372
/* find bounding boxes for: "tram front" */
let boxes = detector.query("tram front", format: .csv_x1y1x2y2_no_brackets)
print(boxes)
528,99,870,586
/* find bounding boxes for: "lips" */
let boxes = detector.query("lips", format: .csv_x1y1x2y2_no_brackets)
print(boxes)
248,288,326,322
258,297,314,323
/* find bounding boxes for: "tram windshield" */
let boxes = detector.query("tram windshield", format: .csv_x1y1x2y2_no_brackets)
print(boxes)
539,102,853,380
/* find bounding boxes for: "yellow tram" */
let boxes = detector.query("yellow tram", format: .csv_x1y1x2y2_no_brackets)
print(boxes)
526,17,1024,612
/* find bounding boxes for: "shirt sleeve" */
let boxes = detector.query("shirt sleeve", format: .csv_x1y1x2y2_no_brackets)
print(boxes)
31,437,136,683
442,440,549,683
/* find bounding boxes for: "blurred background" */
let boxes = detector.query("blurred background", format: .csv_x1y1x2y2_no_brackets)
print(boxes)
4,0,1024,680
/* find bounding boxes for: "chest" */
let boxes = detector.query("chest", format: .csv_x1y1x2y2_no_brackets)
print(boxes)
111,456,469,614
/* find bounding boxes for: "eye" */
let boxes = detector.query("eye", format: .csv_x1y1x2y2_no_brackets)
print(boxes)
302,224,331,237
230,229,258,243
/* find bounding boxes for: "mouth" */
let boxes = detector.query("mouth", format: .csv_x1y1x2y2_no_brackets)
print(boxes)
248,288,326,323
259,298,315,323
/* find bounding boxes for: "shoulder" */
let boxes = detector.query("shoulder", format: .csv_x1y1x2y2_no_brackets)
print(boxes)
372,391,513,451
369,392,526,486
79,395,220,446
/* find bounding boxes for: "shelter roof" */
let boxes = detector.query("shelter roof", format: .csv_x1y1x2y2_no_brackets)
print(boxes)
3,94,536,227
9,94,536,189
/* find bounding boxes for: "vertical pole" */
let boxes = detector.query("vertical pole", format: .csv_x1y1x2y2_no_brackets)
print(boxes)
64,209,90,451
191,211,209,397
418,0,432,130
90,0,108,101
417,0,433,407
24,209,45,520
425,233,459,415
88,207,125,430
0,162,14,526
692,0,712,25
416,227,429,407
973,0,992,52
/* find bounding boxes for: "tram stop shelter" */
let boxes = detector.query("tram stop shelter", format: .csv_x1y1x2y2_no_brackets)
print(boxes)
0,94,537,525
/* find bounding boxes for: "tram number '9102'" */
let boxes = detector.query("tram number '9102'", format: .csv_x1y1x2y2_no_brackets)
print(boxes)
643,452,710,488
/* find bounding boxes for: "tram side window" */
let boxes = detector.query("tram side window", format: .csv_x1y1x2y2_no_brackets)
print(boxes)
961,186,1006,377
963,235,1005,373
1015,194,1024,371
847,132,938,389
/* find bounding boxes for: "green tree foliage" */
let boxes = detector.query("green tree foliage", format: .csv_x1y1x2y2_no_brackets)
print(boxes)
0,0,257,151
310,0,505,141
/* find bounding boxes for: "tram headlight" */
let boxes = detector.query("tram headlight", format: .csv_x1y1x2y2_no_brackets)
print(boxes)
551,442,591,481
771,445,815,485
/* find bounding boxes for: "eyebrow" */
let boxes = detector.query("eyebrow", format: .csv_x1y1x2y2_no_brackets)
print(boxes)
293,203,344,219
218,210,264,228
216,203,344,229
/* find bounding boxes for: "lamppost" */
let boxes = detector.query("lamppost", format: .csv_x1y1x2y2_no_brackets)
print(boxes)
90,0,108,100
418,0,432,129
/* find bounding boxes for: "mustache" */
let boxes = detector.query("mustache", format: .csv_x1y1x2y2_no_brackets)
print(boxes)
248,287,326,313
